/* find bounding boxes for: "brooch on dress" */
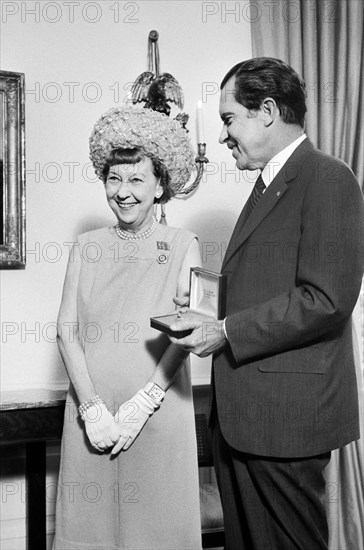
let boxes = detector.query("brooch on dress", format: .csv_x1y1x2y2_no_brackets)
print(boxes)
157,241,170,264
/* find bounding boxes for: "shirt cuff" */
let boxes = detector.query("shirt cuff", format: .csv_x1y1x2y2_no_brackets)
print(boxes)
222,317,228,341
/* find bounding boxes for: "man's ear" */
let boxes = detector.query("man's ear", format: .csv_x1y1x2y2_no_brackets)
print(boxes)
261,97,278,127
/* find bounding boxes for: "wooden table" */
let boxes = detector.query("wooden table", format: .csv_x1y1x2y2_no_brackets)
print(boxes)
0,389,67,550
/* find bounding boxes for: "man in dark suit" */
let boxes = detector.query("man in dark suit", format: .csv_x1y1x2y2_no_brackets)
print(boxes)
170,58,364,549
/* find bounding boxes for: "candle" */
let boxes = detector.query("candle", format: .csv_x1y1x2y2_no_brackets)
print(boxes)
196,100,205,144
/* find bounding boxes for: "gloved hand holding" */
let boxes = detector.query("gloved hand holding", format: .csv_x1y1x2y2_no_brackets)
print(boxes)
111,389,160,455
82,402,120,452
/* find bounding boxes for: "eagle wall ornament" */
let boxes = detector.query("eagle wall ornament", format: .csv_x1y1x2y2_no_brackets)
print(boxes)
131,30,189,125
131,71,185,118
130,30,207,212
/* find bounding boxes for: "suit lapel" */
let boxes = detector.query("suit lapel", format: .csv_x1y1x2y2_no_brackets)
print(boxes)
222,200,251,269
222,138,315,272
222,177,288,271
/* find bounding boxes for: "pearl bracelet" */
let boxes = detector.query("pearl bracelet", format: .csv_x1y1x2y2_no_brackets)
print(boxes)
78,395,105,421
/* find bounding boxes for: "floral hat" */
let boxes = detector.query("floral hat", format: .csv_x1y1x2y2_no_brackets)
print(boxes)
89,106,195,195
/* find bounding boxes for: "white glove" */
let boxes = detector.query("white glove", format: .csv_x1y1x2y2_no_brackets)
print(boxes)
111,390,159,455
83,403,119,452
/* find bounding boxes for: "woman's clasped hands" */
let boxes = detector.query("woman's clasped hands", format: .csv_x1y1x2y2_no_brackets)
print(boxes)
82,402,119,452
83,391,159,455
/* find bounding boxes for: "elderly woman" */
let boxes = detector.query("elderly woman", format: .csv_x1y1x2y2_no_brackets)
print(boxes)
53,107,202,550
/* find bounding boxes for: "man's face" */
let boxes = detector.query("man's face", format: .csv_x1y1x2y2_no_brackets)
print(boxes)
219,76,267,171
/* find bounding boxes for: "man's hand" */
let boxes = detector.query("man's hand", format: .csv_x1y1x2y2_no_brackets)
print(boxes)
169,313,227,357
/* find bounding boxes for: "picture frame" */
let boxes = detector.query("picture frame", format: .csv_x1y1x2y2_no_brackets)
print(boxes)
0,70,26,269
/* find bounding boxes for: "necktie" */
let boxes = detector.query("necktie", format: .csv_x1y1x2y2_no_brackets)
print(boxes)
244,173,266,219
224,173,266,267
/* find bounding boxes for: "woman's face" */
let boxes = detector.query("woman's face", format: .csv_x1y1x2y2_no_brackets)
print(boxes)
105,157,162,231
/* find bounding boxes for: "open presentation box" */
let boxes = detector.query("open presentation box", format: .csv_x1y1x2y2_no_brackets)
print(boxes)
150,267,227,337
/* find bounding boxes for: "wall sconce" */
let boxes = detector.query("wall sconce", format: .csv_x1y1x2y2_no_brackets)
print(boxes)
130,30,208,205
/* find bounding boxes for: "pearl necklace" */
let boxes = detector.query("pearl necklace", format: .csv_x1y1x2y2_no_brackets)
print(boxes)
114,217,158,240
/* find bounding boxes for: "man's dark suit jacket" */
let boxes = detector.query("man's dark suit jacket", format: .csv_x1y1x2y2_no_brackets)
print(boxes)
213,138,364,458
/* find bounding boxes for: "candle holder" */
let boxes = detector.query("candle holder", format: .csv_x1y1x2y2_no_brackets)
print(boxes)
178,143,209,195
130,30,209,201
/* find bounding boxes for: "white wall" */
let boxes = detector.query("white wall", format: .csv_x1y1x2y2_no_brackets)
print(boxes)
1,3,252,547
1,0,253,390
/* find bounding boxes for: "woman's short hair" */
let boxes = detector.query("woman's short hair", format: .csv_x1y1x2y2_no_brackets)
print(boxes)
220,57,307,128
102,147,172,203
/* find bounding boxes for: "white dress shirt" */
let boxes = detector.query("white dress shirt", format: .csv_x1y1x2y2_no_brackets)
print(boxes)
262,133,307,188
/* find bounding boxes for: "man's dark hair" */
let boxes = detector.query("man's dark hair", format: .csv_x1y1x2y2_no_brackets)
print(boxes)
221,57,307,128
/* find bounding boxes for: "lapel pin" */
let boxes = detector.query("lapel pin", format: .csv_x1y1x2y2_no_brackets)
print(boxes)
157,254,168,264
157,241,170,263
276,191,281,197
157,241,170,251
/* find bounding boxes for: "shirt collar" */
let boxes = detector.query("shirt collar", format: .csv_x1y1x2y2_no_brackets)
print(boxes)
261,134,307,188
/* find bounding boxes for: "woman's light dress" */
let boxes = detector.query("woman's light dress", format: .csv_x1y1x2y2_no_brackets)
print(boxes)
53,224,202,550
